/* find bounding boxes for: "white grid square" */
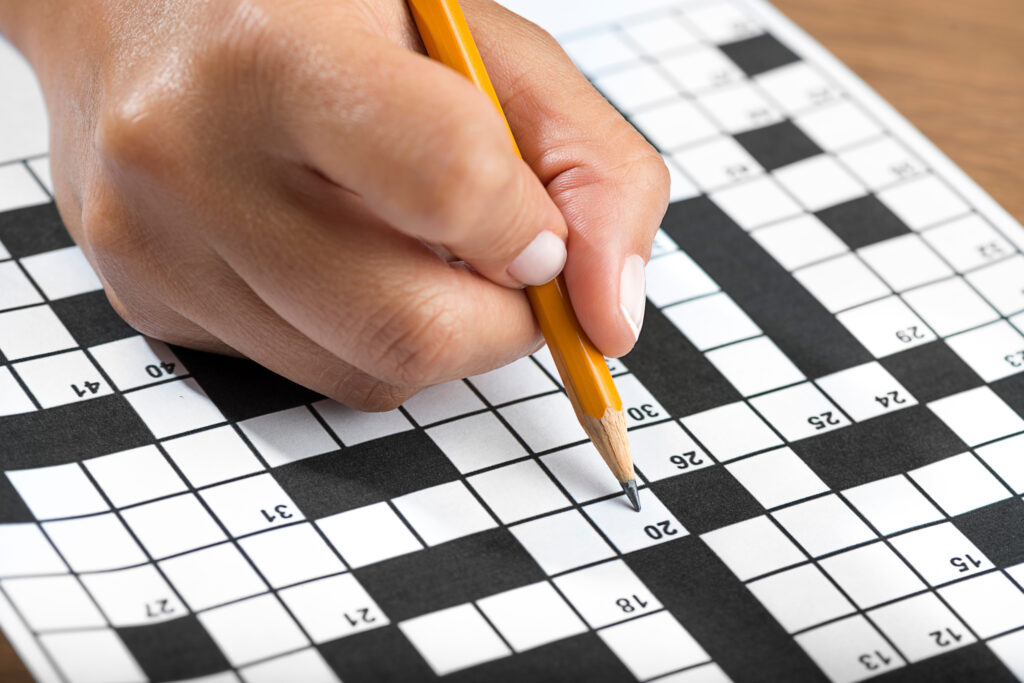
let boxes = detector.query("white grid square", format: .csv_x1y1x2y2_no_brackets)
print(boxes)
200,474,305,537
710,176,802,231
553,560,661,628
598,611,709,681
773,155,865,212
795,616,904,682
868,592,974,662
0,163,49,211
749,382,850,441
158,542,268,611
468,356,557,406
644,250,719,307
592,62,679,114
317,502,422,568
794,100,882,150
79,564,186,627
0,524,66,577
794,253,890,313
0,260,42,310
562,32,638,73
18,246,102,300
889,523,992,586
240,648,338,683
701,516,806,581
312,399,412,446
938,572,1024,638
392,481,497,545
509,510,615,575
697,81,784,134
725,447,828,509
669,135,763,191
837,135,926,190
541,443,627,503
621,14,700,56
747,564,855,633
626,421,713,483
162,426,264,488
858,234,953,292
966,253,1024,316
426,412,527,474
663,292,760,351
877,174,970,230
976,434,1024,494
705,336,805,396
198,594,309,667
928,386,1024,446
631,100,719,151
0,305,76,360
0,366,34,416
750,213,848,271
990,630,1024,680
660,45,745,93
772,494,876,557
842,475,943,535
908,453,1011,516
39,630,146,683
6,463,107,520
902,277,998,337
401,380,485,425
84,445,186,508
816,362,916,422
42,513,147,573
583,491,687,554
121,493,227,559
238,523,345,589
681,401,782,461
238,407,336,468
13,350,112,408
400,604,510,676
3,575,106,631
755,62,843,114
476,581,586,652
922,214,1014,273
499,392,587,452
125,378,225,439
467,460,570,524
88,336,186,391
836,295,936,357
819,542,925,609
685,3,761,42
279,573,387,642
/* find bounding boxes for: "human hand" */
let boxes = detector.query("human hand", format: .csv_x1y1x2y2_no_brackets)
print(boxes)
0,0,668,409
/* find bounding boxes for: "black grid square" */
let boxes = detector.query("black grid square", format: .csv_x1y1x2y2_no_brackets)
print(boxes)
735,121,823,171
0,474,34,522
816,195,911,249
0,395,153,469
320,626,436,682
792,406,967,490
273,429,458,519
652,466,763,534
872,642,1018,683
0,204,74,258
449,632,632,683
51,291,137,348
990,372,1024,423
880,341,983,404
953,497,1024,568
170,347,322,423
719,34,800,77
354,527,544,622
118,615,230,683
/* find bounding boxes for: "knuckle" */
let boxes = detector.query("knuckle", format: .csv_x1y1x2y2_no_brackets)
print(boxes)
368,293,464,387
430,125,516,236
95,91,180,174
104,290,171,341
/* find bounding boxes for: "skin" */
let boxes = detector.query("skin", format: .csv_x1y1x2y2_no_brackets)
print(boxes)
0,0,669,410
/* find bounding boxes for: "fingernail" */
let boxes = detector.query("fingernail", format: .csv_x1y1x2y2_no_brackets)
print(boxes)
507,231,567,286
620,254,646,341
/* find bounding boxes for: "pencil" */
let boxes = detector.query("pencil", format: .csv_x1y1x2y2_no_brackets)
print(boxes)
407,0,640,511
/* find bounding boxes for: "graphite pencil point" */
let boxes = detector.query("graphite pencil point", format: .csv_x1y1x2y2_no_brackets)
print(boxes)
621,479,641,512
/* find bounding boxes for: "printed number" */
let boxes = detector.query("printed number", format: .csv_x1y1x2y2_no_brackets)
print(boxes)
859,650,894,671
145,362,177,378
748,107,772,122
260,504,294,523
895,326,926,343
644,521,679,540
1004,351,1024,368
929,628,964,647
616,595,649,613
977,241,1005,259
70,381,101,397
725,164,750,178
950,554,983,573
145,599,174,618
807,411,841,430
874,391,907,408
890,161,919,178
808,86,834,104
344,608,376,627
711,70,733,86
627,404,660,421
670,451,704,470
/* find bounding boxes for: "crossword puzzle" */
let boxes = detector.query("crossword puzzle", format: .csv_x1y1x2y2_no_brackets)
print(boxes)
1,0,1024,681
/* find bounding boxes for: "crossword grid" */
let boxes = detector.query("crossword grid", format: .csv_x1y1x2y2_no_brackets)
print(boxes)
2,0,1024,681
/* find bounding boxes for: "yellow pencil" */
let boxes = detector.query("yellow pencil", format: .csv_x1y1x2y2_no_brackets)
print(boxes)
407,0,640,510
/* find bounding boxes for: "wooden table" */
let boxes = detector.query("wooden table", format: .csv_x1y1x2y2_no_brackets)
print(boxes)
1,0,1022,680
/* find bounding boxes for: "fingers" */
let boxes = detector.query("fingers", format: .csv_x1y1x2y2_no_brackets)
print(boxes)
282,28,568,287
459,0,670,357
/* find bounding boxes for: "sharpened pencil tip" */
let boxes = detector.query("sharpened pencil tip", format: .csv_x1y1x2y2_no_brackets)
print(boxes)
621,480,640,512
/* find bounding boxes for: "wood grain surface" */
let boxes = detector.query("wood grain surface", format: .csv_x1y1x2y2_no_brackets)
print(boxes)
1,0,1022,680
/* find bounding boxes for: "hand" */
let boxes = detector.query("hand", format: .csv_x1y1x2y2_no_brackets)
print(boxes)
0,0,668,409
